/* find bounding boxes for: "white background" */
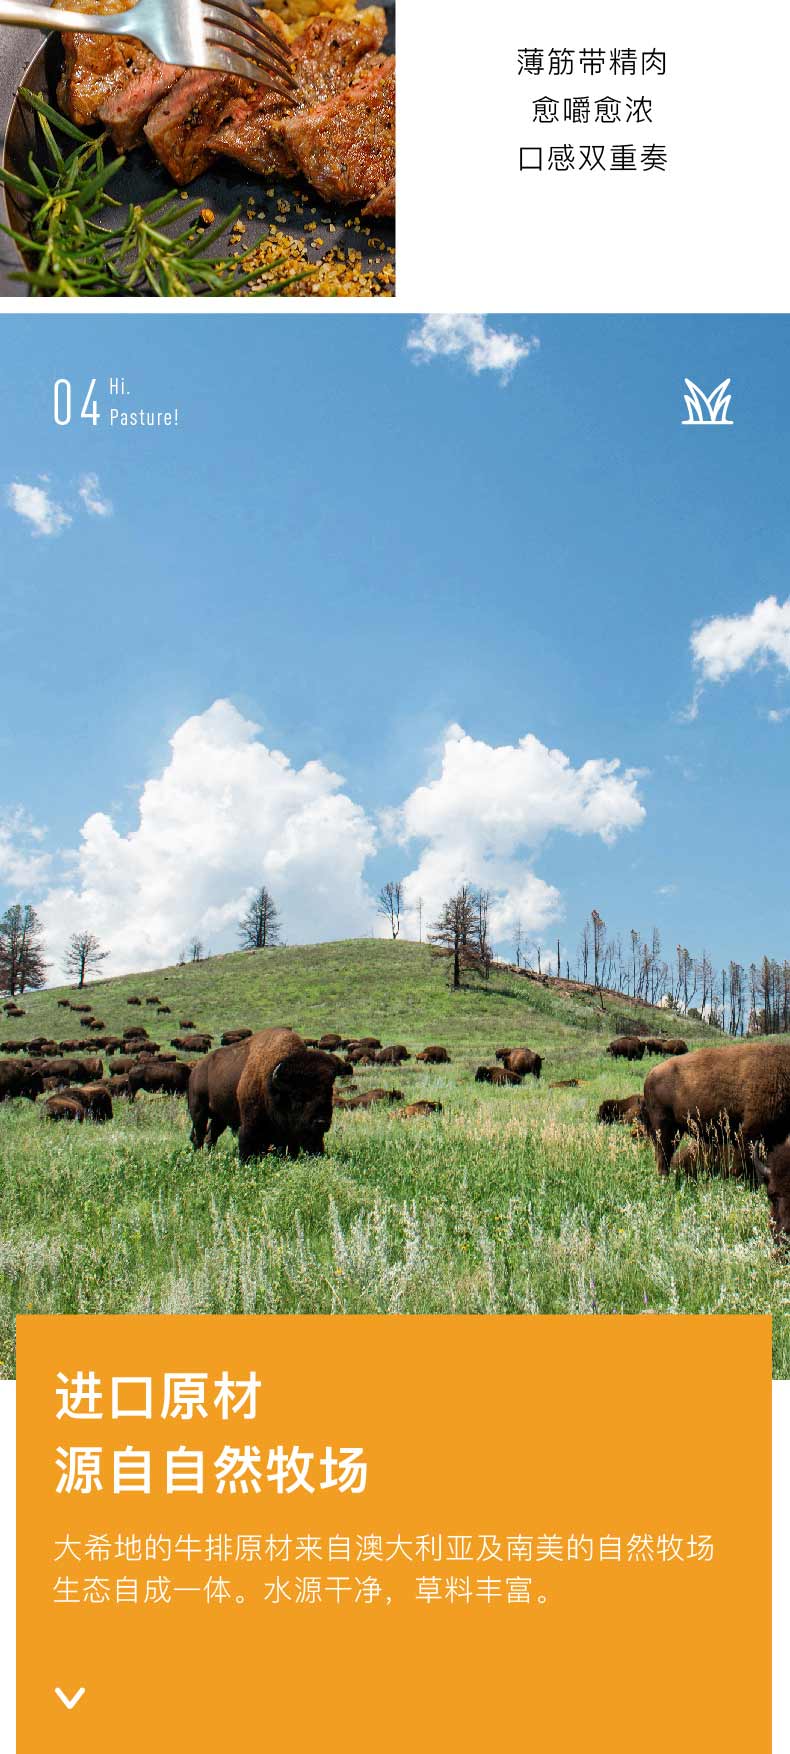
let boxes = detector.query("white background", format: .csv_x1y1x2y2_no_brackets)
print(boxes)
0,1378,784,1739
396,0,788,313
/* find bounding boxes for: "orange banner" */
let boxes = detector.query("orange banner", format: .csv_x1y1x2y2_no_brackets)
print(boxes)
17,1314,771,1752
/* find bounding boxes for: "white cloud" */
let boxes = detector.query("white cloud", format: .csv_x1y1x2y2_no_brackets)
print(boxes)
767,706,790,723
6,481,71,538
5,707,647,977
78,473,113,518
35,701,378,976
690,595,790,688
0,808,51,889
407,315,538,384
384,724,645,941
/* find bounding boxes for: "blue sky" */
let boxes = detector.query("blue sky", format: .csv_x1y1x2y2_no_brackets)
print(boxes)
1,312,787,981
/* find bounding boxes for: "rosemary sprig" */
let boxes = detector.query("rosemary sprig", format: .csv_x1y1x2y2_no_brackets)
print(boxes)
0,88,308,297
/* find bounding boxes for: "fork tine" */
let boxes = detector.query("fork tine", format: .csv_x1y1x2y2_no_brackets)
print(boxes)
204,39,296,92
201,42,291,88
203,9,297,82
204,22,298,89
202,0,293,70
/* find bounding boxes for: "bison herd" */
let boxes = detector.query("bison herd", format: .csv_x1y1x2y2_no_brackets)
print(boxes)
5,999,790,1246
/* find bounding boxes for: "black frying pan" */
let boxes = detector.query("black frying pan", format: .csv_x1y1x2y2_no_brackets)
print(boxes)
0,1,394,295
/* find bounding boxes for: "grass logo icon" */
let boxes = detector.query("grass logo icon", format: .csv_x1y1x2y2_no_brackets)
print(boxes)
682,378,734,425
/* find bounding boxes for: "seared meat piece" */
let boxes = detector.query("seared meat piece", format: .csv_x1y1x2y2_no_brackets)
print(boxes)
272,56,394,207
144,69,250,184
99,61,183,149
57,0,153,127
295,8,387,104
361,175,394,218
209,9,386,180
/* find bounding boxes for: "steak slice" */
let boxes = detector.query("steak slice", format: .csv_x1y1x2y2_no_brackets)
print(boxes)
56,0,153,127
294,8,387,105
99,60,183,149
144,69,250,184
361,175,394,218
272,56,394,207
209,9,386,181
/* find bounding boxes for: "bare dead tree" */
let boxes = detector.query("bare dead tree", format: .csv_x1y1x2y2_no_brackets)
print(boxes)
65,931,109,989
377,880,403,940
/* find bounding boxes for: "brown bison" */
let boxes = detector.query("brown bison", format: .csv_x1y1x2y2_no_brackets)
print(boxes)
146,997,161,1006
57,999,71,1009
221,1029,253,1046
31,1056,102,1085
416,1046,451,1064
44,1095,85,1121
501,1047,542,1079
128,1060,191,1100
639,1037,670,1055
189,1029,338,1160
663,1039,688,1056
550,1078,579,1089
392,1100,443,1118
334,1087,404,1110
376,1045,410,1065
0,1061,44,1101
127,997,142,1006
106,1074,131,1097
157,1006,172,1015
171,1034,212,1053
60,1083,113,1122
597,1095,646,1127
124,1026,149,1041
179,1019,196,1030
607,1037,645,1061
750,1143,790,1241
318,1033,342,1051
475,1065,522,1086
643,1042,790,1175
346,1037,381,1056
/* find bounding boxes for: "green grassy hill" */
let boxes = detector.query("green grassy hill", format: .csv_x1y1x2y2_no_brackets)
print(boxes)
1,936,718,1065
1,939,787,1378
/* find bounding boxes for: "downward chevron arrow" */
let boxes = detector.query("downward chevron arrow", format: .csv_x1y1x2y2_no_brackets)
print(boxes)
54,1687,85,1710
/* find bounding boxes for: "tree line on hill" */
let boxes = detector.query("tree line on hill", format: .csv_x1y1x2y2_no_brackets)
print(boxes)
0,880,785,1037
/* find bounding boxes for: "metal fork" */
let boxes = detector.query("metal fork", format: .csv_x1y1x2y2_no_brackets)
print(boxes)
0,0,298,93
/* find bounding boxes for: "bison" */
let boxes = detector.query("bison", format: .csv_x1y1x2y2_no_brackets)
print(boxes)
597,1095,646,1127
502,1047,542,1079
639,1037,670,1055
0,1061,44,1101
416,1046,451,1064
662,1039,688,1056
188,1029,338,1160
318,1033,342,1051
127,997,142,1006
31,1056,102,1085
334,1088,404,1110
375,1045,410,1065
221,1029,253,1046
179,1019,196,1030
44,1095,85,1122
59,1083,113,1122
392,1100,443,1118
607,1037,645,1061
171,1034,212,1053
128,1060,191,1100
475,1065,522,1086
643,1041,790,1175
106,1074,131,1097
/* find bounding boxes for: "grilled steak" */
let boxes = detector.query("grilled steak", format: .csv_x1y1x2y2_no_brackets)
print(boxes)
272,56,394,207
57,0,153,127
362,175,394,218
144,69,250,184
99,60,183,149
209,9,386,180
